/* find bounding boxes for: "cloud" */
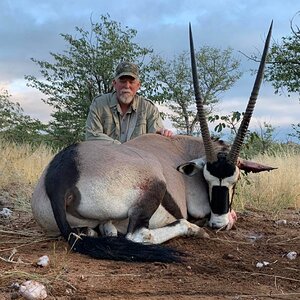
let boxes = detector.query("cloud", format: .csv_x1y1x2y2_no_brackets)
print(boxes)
0,0,299,140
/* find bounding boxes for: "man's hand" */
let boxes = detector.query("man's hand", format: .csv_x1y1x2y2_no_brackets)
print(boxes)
156,128,174,137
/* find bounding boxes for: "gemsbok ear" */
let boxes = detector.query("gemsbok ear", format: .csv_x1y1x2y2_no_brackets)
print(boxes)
237,158,277,173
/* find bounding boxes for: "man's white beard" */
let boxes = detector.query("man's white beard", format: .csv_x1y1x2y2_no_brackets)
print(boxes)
119,92,134,105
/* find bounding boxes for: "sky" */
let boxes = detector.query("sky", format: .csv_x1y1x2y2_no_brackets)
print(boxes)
0,0,299,142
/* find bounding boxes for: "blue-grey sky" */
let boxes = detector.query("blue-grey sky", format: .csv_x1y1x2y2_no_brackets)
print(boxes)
0,0,299,141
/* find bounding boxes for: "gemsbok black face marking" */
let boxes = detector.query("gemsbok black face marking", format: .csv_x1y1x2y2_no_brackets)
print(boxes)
31,22,276,263
206,153,236,219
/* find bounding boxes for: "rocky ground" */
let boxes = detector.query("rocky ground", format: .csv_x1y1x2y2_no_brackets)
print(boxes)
0,204,299,300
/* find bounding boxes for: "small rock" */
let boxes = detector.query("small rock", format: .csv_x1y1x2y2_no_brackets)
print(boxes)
286,251,297,260
246,233,263,242
11,282,20,289
275,219,287,225
36,255,49,267
65,288,75,296
256,261,270,268
80,275,88,281
0,207,12,218
223,253,234,260
19,280,47,300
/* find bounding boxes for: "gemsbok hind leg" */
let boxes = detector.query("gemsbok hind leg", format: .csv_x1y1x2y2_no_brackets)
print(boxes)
125,181,209,244
125,180,163,244
127,219,209,244
99,220,118,237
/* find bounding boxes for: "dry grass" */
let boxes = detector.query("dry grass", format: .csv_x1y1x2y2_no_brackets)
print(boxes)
0,139,299,215
0,236,77,295
0,141,53,187
235,150,300,215
0,140,54,211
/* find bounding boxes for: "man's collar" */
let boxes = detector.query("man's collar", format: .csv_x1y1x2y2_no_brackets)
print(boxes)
131,95,138,111
109,92,119,108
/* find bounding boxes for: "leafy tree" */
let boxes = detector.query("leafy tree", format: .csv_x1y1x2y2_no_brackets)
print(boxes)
144,47,242,134
209,111,244,135
0,90,21,130
241,122,277,157
0,90,45,144
254,14,300,143
25,14,153,148
243,14,300,143
262,12,300,100
289,123,300,141
209,110,280,158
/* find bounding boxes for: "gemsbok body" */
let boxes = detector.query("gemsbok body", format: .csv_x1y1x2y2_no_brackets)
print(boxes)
31,22,275,262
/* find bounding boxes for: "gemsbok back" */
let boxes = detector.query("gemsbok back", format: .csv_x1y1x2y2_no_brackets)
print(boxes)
31,22,276,262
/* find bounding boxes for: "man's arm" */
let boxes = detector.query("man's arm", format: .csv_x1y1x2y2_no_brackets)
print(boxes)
85,102,121,144
146,104,173,137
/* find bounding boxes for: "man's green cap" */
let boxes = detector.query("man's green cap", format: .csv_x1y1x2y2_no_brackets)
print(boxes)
115,61,139,79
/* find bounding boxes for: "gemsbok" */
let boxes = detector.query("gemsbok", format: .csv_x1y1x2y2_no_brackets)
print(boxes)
31,22,275,262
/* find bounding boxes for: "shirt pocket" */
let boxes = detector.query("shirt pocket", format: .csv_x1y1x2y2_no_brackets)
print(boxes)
102,115,117,137
132,118,147,137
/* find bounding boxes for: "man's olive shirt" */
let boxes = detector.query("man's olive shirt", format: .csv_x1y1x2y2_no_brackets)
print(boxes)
85,92,163,143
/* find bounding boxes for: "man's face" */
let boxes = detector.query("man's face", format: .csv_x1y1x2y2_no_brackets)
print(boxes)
113,76,141,105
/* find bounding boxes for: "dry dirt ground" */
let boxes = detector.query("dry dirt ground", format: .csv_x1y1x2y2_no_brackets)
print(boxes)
0,201,299,300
